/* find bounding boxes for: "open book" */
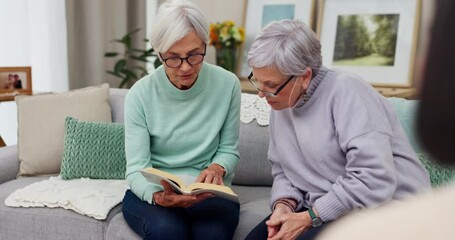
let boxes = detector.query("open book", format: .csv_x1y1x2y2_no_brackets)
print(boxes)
140,168,239,203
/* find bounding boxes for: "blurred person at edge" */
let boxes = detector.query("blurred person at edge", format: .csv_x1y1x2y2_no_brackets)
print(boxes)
319,0,455,239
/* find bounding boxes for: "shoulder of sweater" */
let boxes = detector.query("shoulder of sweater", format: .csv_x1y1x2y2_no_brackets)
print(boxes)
126,75,150,96
323,69,370,90
124,71,163,105
320,69,379,100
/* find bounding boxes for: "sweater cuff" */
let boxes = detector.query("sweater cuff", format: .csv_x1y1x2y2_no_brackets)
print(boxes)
143,184,163,204
270,187,303,211
314,191,347,222
211,153,239,177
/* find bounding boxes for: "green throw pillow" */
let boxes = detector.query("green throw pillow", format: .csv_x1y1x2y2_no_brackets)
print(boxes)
60,117,126,180
418,153,455,187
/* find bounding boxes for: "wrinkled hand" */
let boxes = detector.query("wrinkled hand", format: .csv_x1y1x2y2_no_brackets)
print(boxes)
153,181,212,208
266,204,293,239
266,209,312,240
195,164,225,185
266,211,311,240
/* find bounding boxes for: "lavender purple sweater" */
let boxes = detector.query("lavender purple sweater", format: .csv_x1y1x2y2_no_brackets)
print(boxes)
268,67,430,222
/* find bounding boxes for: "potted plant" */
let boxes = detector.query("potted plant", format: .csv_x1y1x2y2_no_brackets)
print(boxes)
104,29,162,88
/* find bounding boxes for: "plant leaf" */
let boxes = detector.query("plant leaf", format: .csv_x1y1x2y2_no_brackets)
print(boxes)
122,69,138,80
104,52,119,57
127,28,141,36
114,59,127,73
154,59,162,69
122,35,132,48
121,29,141,49
106,70,124,78
119,77,130,88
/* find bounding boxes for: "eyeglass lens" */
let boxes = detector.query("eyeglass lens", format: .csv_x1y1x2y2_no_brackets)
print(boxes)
164,54,205,68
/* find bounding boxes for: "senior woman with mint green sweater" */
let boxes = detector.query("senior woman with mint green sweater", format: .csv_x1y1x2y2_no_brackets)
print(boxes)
244,19,430,240
122,1,240,239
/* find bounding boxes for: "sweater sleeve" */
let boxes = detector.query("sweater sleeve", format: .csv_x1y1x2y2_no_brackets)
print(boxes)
211,78,241,177
314,77,400,221
124,89,162,204
314,131,398,222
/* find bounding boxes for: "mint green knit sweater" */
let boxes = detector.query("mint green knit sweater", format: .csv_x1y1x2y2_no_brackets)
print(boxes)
124,62,241,203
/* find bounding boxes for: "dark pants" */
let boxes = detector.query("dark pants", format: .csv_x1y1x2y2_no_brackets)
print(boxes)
122,190,240,240
245,209,333,240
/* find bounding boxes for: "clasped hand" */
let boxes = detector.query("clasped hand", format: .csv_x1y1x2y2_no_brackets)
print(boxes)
153,164,225,208
266,205,312,240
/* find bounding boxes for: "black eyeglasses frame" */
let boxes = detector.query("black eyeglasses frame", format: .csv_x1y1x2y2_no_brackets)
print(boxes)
248,72,294,97
159,45,207,68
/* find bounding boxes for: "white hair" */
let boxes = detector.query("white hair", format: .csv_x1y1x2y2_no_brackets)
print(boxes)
247,19,322,76
150,0,209,53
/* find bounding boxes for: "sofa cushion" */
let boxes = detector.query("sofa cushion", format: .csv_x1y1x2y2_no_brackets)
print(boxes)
16,84,112,176
233,122,273,186
0,146,19,184
418,153,455,187
233,93,273,186
232,185,272,240
387,97,421,153
105,213,141,240
109,88,128,123
60,117,126,180
0,176,122,240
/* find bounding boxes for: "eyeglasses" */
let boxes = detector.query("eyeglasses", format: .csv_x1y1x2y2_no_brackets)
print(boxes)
248,72,295,97
159,46,206,68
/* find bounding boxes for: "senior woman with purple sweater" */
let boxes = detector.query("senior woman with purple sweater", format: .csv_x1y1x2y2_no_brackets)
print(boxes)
244,19,430,240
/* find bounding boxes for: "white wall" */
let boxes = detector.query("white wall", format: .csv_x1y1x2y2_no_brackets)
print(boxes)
190,0,246,65
0,0,68,146
0,0,31,67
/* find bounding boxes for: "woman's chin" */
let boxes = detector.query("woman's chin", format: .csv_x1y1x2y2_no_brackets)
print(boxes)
178,78,196,89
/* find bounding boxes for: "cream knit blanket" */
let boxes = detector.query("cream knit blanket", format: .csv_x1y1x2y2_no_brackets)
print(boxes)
4,176,128,220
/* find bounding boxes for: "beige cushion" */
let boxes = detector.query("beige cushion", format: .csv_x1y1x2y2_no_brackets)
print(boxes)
16,83,112,176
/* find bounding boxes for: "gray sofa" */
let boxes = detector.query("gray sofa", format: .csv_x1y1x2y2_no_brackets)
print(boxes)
0,88,273,240
0,88,425,240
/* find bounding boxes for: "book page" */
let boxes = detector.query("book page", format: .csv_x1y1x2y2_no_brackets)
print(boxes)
186,182,239,203
186,182,235,195
177,174,197,187
140,168,195,191
140,168,186,190
140,168,239,202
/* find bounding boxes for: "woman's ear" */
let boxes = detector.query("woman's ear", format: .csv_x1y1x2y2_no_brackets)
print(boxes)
298,69,312,90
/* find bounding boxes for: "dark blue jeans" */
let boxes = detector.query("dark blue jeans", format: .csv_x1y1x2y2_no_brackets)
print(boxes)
245,209,333,240
122,190,240,240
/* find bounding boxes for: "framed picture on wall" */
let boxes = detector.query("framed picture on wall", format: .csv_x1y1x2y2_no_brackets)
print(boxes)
317,0,421,87
0,67,32,101
238,0,316,78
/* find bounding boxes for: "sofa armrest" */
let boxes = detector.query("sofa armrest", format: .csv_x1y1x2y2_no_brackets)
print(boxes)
0,145,19,184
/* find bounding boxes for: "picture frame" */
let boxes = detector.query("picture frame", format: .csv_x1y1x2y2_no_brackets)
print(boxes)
0,67,32,101
317,0,421,87
239,0,316,78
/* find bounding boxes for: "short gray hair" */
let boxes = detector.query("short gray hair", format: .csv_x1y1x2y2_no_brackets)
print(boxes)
247,19,322,76
150,0,209,53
